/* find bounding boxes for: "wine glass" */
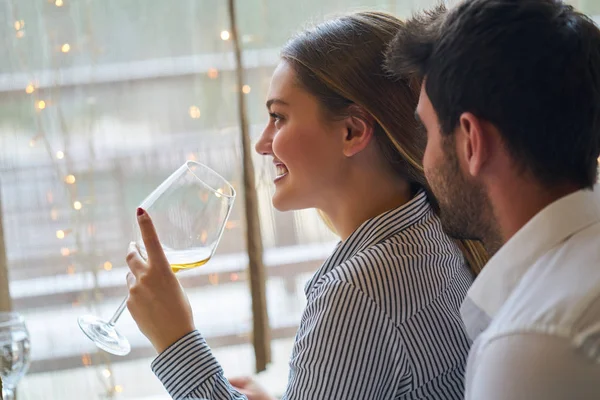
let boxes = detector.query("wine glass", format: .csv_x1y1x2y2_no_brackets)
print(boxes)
0,312,31,400
78,160,236,356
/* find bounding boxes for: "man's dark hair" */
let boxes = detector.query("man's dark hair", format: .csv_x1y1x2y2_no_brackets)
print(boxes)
386,0,600,189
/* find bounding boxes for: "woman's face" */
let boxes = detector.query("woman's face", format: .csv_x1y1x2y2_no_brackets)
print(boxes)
255,62,347,211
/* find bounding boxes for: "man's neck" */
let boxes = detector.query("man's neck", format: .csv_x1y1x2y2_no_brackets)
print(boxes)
487,180,582,247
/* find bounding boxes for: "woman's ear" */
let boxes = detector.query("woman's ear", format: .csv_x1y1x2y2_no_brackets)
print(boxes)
342,105,375,157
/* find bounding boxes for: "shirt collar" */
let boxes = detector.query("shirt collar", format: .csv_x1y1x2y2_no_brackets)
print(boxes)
461,186,600,339
305,190,433,294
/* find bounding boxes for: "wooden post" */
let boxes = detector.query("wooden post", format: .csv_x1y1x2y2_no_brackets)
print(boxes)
227,0,272,372
0,186,13,398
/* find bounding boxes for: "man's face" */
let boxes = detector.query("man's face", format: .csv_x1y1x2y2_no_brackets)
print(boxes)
417,83,492,242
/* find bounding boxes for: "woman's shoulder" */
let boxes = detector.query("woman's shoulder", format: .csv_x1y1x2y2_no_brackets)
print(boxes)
317,233,471,324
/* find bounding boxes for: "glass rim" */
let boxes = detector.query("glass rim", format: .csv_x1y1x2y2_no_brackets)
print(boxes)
184,160,236,200
0,312,25,328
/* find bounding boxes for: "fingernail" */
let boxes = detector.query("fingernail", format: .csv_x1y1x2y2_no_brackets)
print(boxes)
137,207,145,217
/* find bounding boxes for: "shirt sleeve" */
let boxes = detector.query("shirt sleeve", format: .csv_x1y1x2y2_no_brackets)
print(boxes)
151,330,247,400
151,279,405,400
467,332,600,400
282,279,405,400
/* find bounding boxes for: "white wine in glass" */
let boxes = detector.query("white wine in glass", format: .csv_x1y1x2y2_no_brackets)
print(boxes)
166,247,213,272
78,161,235,356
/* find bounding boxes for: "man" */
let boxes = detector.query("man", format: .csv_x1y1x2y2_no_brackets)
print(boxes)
386,0,600,398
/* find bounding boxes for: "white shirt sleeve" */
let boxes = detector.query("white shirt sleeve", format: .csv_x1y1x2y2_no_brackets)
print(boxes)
467,332,600,400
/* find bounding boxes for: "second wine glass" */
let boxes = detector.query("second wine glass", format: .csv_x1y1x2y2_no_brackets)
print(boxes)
78,160,236,356
0,312,31,400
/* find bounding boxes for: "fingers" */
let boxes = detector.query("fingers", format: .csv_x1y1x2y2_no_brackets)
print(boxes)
228,376,252,388
126,241,148,277
126,271,136,289
136,208,169,267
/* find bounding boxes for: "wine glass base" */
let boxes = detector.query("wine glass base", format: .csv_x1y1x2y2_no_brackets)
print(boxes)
78,315,131,356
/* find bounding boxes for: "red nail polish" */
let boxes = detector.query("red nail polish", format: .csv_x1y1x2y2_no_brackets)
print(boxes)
137,207,145,217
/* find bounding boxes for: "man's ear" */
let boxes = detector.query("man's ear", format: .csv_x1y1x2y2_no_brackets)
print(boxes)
456,112,492,177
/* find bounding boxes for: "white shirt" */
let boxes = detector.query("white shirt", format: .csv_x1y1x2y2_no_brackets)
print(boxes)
461,188,600,400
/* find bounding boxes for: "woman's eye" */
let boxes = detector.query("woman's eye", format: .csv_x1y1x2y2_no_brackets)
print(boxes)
270,113,284,126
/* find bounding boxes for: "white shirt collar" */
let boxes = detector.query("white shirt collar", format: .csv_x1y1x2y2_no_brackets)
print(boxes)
461,186,600,337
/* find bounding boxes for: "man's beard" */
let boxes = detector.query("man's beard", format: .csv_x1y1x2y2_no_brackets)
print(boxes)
426,141,500,253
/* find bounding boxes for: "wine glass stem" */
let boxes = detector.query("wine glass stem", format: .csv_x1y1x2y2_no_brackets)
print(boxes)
108,294,130,326
2,385,16,400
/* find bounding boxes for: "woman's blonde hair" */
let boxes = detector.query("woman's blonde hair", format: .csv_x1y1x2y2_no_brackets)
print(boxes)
282,12,488,275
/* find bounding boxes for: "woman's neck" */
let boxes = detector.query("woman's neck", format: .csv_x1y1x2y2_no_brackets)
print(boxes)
321,174,413,241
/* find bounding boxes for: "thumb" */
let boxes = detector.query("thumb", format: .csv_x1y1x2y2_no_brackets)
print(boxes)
137,208,169,267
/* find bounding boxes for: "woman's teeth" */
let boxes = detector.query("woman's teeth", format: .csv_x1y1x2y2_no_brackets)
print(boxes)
276,165,288,177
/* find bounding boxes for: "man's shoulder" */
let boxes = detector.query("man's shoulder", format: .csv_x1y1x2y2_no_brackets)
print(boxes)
466,331,600,400
482,222,600,361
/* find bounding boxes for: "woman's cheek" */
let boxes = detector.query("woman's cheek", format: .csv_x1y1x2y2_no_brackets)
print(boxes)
272,127,291,160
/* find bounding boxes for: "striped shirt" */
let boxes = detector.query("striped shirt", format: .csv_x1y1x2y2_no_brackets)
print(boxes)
152,190,474,399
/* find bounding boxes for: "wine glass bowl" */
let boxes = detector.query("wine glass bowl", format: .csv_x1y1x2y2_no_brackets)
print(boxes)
78,161,235,356
135,161,236,271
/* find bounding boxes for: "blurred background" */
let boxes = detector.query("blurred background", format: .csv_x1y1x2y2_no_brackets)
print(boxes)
0,0,598,399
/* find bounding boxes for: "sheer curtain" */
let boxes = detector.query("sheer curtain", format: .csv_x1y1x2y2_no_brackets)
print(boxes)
2,0,593,399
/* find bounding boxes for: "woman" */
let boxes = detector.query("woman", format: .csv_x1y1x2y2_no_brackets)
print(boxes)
125,11,487,400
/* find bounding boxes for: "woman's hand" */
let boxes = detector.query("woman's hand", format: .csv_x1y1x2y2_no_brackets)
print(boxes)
229,377,276,400
125,208,196,354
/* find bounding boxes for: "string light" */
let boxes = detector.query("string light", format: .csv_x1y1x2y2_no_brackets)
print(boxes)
187,153,197,161
242,85,251,94
230,272,239,282
189,106,201,119
19,8,116,391
207,68,219,79
47,191,53,203
81,354,92,366
55,0,64,6
200,230,208,243
225,220,238,230
29,134,42,147
208,273,219,286
220,30,230,40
